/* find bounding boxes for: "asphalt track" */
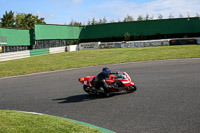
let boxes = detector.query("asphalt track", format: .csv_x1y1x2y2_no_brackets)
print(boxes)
0,58,200,133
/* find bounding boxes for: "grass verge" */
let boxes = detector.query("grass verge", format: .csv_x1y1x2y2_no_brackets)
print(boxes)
0,110,103,133
0,45,200,78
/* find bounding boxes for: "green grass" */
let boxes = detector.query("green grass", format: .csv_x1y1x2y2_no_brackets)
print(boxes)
0,45,200,78
0,110,103,133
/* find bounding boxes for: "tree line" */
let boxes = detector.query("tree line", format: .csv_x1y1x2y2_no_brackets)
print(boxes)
0,11,46,29
1,10,199,28
68,13,200,26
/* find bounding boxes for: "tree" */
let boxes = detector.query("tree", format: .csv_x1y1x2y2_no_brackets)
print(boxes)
73,21,82,26
15,13,26,28
179,13,184,18
137,15,143,21
19,13,45,29
124,32,131,41
157,14,163,19
145,14,150,20
0,17,1,27
69,19,82,26
91,17,97,25
87,20,91,25
149,15,154,20
1,11,15,27
69,19,75,26
98,18,103,24
1,11,46,29
123,14,134,22
102,17,107,24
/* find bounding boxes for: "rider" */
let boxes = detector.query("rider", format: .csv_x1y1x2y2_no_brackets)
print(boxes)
95,67,117,93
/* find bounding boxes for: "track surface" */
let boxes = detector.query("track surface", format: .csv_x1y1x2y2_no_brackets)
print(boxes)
0,58,200,133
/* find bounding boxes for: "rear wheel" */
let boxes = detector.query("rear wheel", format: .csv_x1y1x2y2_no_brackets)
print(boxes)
128,85,137,93
83,85,97,95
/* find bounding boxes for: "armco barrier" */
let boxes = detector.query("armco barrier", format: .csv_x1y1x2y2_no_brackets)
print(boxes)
66,45,79,52
30,48,49,57
0,51,30,61
79,42,100,50
100,39,170,49
196,38,200,44
100,42,121,49
49,46,66,54
0,47,67,62
126,39,170,48
0,38,197,62
144,39,170,46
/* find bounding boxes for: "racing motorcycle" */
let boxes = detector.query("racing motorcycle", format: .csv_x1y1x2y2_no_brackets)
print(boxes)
78,71,137,96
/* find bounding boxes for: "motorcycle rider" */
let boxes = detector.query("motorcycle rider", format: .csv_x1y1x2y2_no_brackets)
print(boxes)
94,67,117,94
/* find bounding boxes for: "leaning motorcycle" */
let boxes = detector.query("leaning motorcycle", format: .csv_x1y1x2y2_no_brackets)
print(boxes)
78,71,137,96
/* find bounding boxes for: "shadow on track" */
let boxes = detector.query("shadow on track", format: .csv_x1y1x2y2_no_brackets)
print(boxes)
52,94,106,103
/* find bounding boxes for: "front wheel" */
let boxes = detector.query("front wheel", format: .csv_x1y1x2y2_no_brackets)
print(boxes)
127,85,137,93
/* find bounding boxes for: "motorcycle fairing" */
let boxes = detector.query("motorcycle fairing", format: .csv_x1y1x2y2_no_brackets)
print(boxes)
79,76,95,87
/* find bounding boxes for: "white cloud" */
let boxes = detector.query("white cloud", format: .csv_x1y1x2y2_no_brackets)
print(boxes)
72,0,83,5
35,10,56,19
34,10,66,24
96,0,200,20
44,0,200,24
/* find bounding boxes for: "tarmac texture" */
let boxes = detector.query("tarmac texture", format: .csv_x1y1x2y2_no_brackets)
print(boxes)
0,58,200,133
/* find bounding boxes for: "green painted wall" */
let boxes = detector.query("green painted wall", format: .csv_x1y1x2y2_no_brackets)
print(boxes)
81,17,200,39
30,48,49,56
35,24,83,40
35,17,200,40
0,28,33,46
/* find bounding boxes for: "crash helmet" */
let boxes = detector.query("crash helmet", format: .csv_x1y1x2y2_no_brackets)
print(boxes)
102,67,111,76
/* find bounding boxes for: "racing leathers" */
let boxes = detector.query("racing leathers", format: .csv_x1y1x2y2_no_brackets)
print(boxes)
95,71,111,92
94,71,118,93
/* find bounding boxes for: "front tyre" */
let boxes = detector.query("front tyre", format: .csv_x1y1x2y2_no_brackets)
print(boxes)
128,85,137,93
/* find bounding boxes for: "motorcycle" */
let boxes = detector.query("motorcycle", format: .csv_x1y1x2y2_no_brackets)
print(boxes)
78,71,137,96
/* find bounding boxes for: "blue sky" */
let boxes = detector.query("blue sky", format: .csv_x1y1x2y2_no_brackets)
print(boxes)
1,0,200,25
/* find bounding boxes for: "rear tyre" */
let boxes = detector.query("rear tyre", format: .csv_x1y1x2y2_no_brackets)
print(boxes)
128,85,137,93
83,85,97,95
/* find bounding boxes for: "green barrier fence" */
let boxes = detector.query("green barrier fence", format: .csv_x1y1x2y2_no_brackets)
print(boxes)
30,48,49,57
0,28,33,46
35,24,83,40
1,17,200,49
81,17,200,39
34,17,200,40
